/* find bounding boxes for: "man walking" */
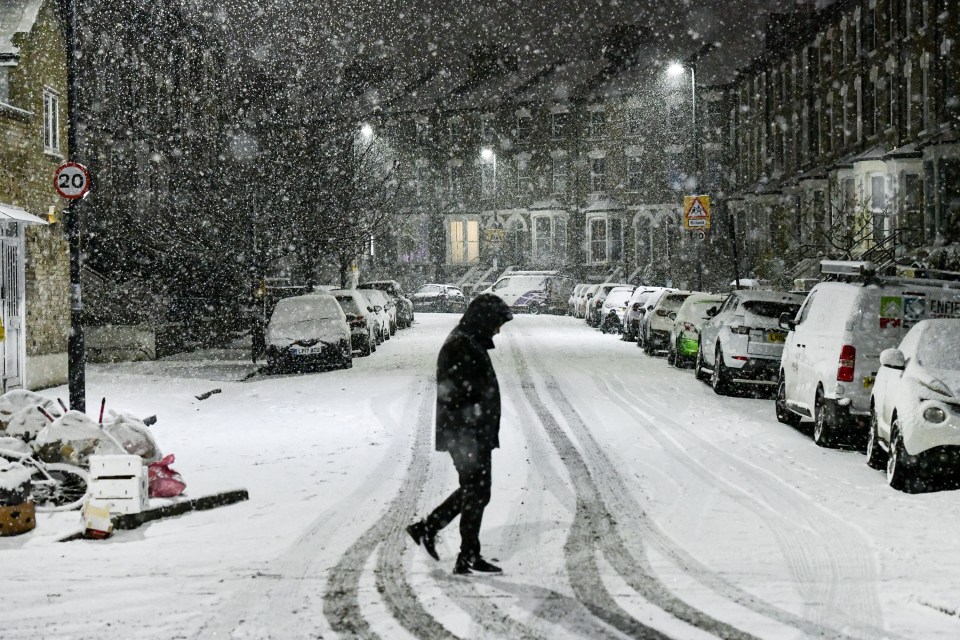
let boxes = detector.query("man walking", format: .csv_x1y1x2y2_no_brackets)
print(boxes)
407,293,513,575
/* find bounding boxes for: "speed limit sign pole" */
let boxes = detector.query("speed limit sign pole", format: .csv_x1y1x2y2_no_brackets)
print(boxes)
53,163,89,409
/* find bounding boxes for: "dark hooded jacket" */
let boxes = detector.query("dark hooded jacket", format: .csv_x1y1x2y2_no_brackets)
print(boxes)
435,294,513,452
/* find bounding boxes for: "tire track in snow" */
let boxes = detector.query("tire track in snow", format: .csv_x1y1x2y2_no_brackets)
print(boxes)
195,386,426,640
600,373,892,639
507,338,758,640
325,381,549,640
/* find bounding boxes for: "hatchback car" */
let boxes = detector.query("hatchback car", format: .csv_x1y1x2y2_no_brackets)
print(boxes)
569,284,588,316
696,290,805,393
265,293,352,371
867,319,960,492
599,286,635,334
577,284,600,319
331,289,379,356
640,291,692,355
411,284,467,313
587,283,630,327
359,288,395,337
622,287,670,342
667,292,727,367
359,280,414,329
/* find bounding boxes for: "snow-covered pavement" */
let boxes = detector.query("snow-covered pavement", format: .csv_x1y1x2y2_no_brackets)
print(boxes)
3,313,960,639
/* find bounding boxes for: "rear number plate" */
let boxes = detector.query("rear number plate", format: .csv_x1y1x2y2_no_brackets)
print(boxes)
766,331,786,343
863,376,875,389
291,346,323,356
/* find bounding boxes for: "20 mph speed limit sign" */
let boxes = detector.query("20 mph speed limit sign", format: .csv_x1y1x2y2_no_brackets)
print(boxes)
54,162,91,200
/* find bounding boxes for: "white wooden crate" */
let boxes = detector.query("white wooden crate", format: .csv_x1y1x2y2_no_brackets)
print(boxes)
89,454,143,478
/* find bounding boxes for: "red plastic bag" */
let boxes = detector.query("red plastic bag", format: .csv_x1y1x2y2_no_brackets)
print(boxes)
147,453,186,498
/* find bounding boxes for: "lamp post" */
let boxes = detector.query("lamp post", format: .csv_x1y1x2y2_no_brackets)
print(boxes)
481,147,501,269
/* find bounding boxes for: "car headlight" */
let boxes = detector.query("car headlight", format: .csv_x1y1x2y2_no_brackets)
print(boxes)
923,406,948,424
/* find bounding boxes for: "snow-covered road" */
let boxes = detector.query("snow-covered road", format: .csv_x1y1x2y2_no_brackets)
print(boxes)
3,314,960,639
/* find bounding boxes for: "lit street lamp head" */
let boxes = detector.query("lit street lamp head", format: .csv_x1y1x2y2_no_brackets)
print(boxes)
667,62,685,77
360,123,374,139
480,148,495,162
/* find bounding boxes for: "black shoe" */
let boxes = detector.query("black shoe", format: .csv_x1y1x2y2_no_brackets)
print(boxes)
470,557,502,573
406,521,439,561
453,557,473,575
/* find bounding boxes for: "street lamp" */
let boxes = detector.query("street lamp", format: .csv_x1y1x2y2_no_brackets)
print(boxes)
360,123,374,140
480,147,501,268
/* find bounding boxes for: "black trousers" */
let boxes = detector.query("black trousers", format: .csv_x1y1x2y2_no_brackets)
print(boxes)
425,443,492,561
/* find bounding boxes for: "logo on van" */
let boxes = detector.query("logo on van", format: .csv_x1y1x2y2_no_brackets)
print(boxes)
880,296,903,329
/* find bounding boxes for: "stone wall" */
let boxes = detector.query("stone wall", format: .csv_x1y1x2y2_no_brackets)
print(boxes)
0,0,70,389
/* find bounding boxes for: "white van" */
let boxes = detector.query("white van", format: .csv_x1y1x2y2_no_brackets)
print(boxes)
484,271,574,314
776,261,960,448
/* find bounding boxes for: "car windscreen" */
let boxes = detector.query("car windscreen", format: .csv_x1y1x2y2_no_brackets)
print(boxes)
271,297,341,327
415,285,439,294
917,331,960,370
681,300,722,320
743,301,802,318
335,296,362,315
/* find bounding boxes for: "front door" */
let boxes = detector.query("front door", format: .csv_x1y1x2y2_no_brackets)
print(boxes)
0,227,22,390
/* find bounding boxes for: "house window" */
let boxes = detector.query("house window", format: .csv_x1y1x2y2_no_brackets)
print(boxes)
480,118,494,142
450,220,479,264
589,217,607,263
533,216,552,260
448,165,462,199
626,108,643,135
589,110,606,139
551,112,568,138
0,68,9,103
590,157,605,191
552,157,568,193
628,156,643,191
516,115,532,142
43,89,60,153
863,75,877,137
517,158,532,195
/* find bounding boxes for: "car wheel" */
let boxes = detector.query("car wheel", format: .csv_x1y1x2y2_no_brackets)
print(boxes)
711,346,731,395
370,332,377,352
775,375,801,427
887,420,921,492
390,322,397,336
866,407,888,470
694,344,708,381
342,357,353,369
813,387,836,448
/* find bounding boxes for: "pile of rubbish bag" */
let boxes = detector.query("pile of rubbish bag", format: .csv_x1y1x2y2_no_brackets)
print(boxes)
0,390,162,468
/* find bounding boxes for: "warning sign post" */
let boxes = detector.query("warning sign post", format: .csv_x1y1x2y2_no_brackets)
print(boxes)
683,195,711,231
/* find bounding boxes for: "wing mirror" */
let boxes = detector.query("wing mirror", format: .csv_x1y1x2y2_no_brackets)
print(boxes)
638,308,646,316
668,312,677,321
586,293,593,299
706,306,718,318
879,348,906,370
375,305,382,312
367,306,374,312
778,312,796,331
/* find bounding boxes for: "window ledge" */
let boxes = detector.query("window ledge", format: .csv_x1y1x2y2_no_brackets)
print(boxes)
0,101,33,120
44,150,64,161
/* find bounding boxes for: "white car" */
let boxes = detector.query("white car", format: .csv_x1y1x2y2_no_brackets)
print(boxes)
640,290,692,355
577,284,600,319
332,289,386,344
775,261,960,448
360,288,396,337
265,294,352,371
569,284,588,316
332,290,378,356
668,292,727,367
867,319,960,492
599,286,635,334
696,290,806,394
622,287,670,342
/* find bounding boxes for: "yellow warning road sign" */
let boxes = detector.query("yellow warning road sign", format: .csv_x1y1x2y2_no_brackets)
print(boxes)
683,195,711,230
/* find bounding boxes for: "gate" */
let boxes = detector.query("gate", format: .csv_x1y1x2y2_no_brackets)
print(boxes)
0,223,23,391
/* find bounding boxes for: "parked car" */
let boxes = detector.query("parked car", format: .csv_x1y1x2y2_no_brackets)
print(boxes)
775,261,960,448
569,284,588,316
867,319,960,492
360,288,395,337
667,292,727,367
359,280,414,329
576,284,600,319
587,283,630,327
483,271,575,314
331,289,379,356
599,286,636,334
640,290,692,355
265,293,352,371
696,290,806,392
622,287,670,342
411,284,467,313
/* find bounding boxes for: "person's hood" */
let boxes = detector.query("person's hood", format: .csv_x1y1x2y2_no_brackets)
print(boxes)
459,294,513,349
